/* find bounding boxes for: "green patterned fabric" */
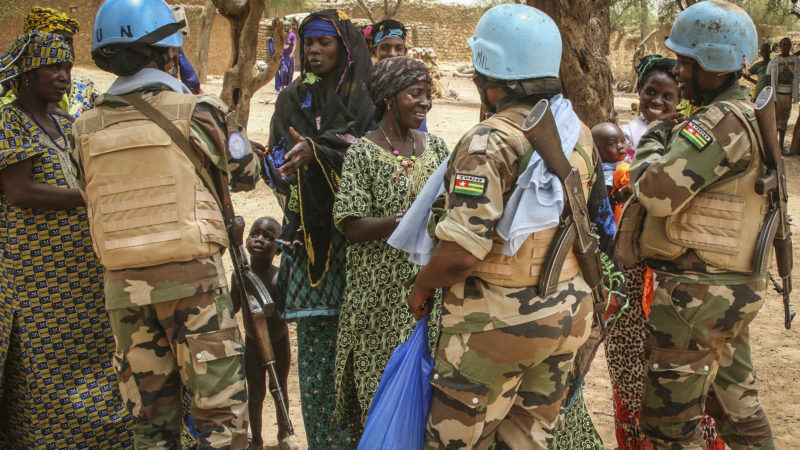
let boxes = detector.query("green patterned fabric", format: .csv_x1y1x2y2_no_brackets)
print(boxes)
331,133,449,423
551,385,603,449
296,316,362,449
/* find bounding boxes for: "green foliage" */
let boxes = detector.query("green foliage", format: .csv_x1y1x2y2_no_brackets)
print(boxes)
653,0,798,42
611,0,652,34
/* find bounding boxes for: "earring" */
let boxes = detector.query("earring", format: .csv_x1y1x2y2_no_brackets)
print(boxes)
387,103,392,110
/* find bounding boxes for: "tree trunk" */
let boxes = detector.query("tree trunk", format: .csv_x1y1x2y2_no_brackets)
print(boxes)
212,0,284,127
528,0,615,126
628,28,658,93
639,0,648,41
195,0,216,85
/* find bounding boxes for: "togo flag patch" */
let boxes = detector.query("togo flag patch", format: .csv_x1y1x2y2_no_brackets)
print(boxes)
680,120,713,150
454,173,487,196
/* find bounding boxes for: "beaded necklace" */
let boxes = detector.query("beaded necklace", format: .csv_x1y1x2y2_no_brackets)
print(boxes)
380,124,419,185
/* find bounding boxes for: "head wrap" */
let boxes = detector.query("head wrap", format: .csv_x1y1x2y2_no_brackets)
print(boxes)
371,19,406,46
635,54,676,91
0,31,73,86
23,7,79,35
284,20,292,26
302,17,338,38
368,56,431,104
271,9,375,288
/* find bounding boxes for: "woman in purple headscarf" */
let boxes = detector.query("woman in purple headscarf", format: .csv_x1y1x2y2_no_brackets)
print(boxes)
265,9,375,449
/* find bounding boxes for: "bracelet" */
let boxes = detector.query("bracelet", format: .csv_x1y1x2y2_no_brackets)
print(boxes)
395,210,406,223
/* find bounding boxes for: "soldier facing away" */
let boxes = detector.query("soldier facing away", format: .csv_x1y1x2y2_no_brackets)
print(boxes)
629,0,776,447
405,4,598,448
71,0,259,448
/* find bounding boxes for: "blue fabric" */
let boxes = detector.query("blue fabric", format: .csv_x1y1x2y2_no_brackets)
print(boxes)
106,68,192,95
303,18,337,38
389,94,580,264
417,117,427,132
373,28,404,44
358,317,433,450
178,48,201,94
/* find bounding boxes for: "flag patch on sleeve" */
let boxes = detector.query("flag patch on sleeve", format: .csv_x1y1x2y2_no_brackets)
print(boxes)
453,173,487,196
680,120,713,150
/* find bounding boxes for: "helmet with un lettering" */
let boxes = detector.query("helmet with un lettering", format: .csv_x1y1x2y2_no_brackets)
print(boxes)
467,4,561,80
665,0,757,73
91,0,184,76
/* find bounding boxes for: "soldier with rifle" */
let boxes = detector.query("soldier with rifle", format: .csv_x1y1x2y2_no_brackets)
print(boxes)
628,1,782,447
72,0,259,447
405,4,605,447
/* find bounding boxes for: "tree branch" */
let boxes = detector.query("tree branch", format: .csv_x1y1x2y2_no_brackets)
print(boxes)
356,0,377,22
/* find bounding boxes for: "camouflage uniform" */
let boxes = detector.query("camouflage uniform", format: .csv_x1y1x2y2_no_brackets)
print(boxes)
425,102,594,449
630,87,775,449
74,92,259,450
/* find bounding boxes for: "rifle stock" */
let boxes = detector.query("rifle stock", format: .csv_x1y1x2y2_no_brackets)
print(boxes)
521,100,606,330
753,87,794,329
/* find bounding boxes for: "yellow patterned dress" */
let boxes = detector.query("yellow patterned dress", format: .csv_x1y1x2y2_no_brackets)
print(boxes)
0,104,134,448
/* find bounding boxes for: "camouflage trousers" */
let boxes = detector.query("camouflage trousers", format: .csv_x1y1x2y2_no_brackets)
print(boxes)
640,278,775,449
108,287,249,450
424,293,593,449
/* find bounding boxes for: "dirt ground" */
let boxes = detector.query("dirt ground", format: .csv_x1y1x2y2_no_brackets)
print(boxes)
75,65,800,449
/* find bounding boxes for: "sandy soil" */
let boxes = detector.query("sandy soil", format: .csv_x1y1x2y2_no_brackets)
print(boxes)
75,65,800,449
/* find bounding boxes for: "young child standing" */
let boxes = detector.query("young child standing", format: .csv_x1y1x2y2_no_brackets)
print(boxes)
768,37,800,153
591,122,627,195
231,217,296,450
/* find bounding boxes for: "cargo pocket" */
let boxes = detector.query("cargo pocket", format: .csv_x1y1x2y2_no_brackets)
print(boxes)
185,327,245,408
642,346,716,426
112,348,144,418
428,357,490,447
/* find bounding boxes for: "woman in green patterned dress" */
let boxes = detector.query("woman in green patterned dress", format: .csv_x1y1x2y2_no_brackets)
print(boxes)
331,57,448,427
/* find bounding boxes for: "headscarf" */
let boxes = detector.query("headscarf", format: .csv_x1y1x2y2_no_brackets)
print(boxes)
268,9,375,286
371,19,406,47
303,17,337,38
635,54,676,91
23,7,80,35
0,31,73,87
367,56,431,105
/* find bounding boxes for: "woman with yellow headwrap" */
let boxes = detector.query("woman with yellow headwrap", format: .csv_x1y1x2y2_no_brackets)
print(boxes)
0,31,133,448
0,7,99,119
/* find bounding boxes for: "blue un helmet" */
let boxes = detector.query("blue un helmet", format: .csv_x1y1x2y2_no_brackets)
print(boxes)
468,4,561,80
91,0,184,76
665,0,757,73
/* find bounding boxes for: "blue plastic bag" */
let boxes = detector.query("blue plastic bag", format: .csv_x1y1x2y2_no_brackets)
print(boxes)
358,316,433,450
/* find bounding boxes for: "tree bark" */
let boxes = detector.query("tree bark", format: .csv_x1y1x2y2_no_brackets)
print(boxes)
195,0,216,85
212,0,284,127
528,0,615,126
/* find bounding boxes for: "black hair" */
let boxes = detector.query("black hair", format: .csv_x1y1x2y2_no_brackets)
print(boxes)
370,19,407,47
635,54,677,92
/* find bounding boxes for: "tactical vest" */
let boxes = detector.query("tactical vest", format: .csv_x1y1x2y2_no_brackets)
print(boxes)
639,100,769,273
471,106,595,288
75,91,229,270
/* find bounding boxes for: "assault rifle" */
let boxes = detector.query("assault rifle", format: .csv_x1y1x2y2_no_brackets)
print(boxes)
753,86,795,329
521,100,606,332
117,92,296,433
212,170,296,437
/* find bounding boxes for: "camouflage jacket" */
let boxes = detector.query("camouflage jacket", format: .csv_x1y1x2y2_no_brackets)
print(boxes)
78,90,259,309
434,101,589,333
631,86,765,284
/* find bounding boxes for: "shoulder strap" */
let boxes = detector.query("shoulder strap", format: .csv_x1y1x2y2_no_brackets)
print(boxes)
117,92,223,209
573,143,597,185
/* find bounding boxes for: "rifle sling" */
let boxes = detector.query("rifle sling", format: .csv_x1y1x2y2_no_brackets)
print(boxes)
117,92,224,210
